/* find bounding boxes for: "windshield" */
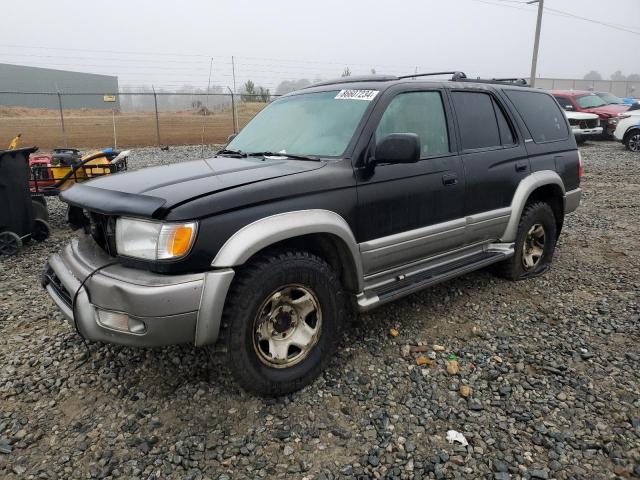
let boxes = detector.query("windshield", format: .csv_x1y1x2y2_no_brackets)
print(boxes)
226,90,374,157
575,94,607,108
596,92,624,105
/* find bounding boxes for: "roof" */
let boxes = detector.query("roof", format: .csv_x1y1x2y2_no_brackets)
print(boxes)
549,89,594,96
286,72,532,97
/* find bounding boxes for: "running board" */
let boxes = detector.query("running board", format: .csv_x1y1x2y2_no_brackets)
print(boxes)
356,244,513,311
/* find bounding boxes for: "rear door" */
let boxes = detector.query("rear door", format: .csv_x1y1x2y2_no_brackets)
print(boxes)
449,88,530,244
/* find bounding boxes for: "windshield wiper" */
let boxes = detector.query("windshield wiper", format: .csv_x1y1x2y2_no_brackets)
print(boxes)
217,148,247,157
246,151,320,161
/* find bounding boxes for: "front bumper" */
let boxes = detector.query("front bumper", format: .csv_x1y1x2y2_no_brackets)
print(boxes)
43,235,234,347
571,126,603,138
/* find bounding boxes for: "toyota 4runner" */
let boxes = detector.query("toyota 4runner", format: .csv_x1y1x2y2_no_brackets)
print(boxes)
43,72,582,395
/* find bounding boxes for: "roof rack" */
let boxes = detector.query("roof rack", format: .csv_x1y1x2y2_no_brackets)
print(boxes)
453,77,529,86
397,71,467,81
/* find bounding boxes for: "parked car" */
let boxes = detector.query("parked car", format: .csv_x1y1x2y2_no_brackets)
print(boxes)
595,91,640,109
614,110,640,152
551,90,629,138
564,110,602,144
43,72,582,395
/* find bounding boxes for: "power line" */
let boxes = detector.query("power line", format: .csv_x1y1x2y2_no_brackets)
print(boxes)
468,0,640,35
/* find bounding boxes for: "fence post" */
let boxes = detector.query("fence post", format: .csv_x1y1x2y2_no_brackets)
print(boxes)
112,108,117,150
227,87,238,134
152,86,161,147
57,92,68,147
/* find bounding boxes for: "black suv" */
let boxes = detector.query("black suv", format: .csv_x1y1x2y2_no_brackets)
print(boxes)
43,72,582,395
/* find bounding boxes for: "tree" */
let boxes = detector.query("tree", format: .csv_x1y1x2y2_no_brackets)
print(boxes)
370,68,377,75
241,80,256,101
611,70,626,81
341,67,351,77
257,87,271,102
275,79,311,95
626,73,640,82
583,71,602,81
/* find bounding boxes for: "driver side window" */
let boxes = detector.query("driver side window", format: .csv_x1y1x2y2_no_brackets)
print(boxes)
376,91,450,158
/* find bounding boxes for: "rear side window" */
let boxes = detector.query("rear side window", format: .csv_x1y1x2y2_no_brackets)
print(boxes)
506,90,569,143
376,91,450,157
451,91,503,150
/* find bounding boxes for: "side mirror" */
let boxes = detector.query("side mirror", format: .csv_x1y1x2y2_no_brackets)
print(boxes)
373,133,420,165
227,133,237,143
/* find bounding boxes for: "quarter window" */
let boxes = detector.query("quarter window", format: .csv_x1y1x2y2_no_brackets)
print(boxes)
451,91,503,150
375,91,450,157
506,90,569,143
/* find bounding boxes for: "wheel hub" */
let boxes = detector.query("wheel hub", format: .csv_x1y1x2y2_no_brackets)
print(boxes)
253,285,322,368
522,223,546,271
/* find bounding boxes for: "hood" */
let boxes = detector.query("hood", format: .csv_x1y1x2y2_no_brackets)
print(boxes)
584,104,629,116
565,111,598,120
60,155,324,218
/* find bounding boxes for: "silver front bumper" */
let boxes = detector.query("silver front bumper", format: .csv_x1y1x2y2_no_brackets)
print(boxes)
43,235,234,347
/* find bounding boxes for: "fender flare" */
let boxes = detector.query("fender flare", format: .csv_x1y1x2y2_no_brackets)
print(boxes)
211,209,364,291
500,170,565,243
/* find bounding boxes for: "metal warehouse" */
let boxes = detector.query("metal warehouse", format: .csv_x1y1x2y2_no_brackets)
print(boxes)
0,63,119,109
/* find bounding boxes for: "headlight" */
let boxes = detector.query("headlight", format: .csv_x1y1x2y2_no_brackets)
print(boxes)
115,217,197,260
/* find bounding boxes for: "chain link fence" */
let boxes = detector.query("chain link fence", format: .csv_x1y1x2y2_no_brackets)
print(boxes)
3,80,639,150
536,78,640,97
0,92,273,150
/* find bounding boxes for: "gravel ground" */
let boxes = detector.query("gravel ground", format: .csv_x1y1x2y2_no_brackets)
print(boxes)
1,142,638,480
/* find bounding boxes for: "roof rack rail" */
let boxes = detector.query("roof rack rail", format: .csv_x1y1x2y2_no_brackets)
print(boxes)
303,75,398,89
453,77,529,87
397,71,467,81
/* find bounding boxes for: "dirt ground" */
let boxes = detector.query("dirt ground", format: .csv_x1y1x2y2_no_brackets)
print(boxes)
0,104,266,150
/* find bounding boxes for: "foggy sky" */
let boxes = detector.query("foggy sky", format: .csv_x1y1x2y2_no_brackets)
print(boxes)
1,0,639,92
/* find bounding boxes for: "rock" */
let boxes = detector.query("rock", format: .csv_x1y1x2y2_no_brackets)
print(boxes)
283,445,294,456
400,345,411,358
416,355,433,366
389,328,399,338
459,385,471,398
433,344,446,352
446,359,460,375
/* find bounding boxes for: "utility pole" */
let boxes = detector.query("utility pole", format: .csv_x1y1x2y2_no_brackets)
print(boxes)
528,0,544,87
231,55,237,94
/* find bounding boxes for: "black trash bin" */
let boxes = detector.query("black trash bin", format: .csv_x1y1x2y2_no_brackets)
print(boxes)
0,147,50,256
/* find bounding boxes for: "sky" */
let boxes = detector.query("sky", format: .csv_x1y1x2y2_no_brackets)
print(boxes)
1,0,639,92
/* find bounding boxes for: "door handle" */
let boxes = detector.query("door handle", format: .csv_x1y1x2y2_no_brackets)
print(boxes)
442,173,458,186
515,162,528,172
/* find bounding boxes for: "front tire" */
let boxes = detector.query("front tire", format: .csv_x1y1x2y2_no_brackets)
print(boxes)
222,250,345,396
495,201,557,280
624,130,640,152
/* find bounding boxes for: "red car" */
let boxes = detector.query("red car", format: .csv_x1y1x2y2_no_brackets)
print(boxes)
550,90,629,138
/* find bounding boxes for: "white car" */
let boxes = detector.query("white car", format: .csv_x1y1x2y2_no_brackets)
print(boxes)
614,111,640,152
564,111,602,144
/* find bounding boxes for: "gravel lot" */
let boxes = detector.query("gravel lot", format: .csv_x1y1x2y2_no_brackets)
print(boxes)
1,142,638,480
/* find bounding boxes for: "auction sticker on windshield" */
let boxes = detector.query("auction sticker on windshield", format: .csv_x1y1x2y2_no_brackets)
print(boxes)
335,90,379,101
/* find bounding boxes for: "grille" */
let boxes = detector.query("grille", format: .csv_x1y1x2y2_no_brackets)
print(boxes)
580,118,599,129
89,212,118,256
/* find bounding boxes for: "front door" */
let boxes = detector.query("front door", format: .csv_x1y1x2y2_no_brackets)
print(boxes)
355,88,466,275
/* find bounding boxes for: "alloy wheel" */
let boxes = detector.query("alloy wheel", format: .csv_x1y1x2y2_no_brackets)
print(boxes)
629,133,640,152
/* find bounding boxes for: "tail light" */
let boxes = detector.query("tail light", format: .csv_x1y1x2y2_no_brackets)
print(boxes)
578,150,584,179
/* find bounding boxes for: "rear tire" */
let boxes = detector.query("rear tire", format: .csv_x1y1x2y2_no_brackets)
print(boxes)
624,130,640,152
222,250,345,396
495,201,557,280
